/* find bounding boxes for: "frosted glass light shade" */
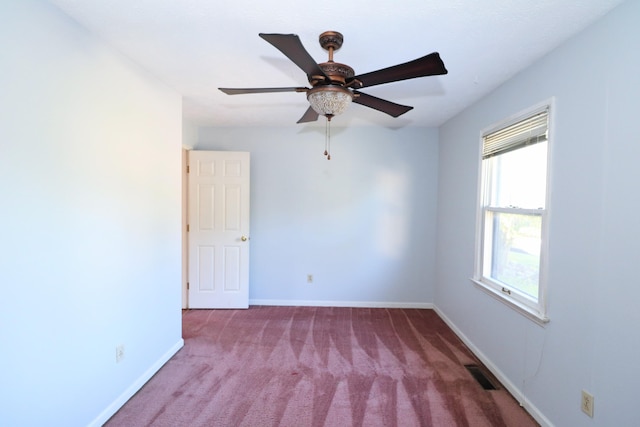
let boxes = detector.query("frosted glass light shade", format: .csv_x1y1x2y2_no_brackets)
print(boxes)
307,85,353,116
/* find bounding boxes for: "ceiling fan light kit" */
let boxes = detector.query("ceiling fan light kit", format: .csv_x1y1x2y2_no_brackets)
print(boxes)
219,30,447,159
307,85,353,117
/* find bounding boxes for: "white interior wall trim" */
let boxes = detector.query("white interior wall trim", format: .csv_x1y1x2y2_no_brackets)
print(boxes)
250,299,433,309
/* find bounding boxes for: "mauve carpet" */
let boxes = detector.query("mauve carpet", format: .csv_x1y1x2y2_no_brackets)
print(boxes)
105,306,538,426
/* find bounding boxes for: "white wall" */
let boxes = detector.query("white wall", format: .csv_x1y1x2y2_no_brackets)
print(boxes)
0,2,183,426
182,119,199,149
197,126,439,307
435,1,640,425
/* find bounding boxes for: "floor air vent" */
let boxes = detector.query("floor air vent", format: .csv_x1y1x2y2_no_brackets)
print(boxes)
464,364,498,390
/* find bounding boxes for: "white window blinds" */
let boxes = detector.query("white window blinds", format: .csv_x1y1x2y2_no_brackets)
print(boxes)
483,109,549,159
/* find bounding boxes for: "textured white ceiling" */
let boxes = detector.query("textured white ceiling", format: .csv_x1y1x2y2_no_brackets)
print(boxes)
48,0,623,128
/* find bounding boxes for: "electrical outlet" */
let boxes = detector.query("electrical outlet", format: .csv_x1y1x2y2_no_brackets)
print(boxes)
581,390,594,417
116,344,125,363
307,274,313,283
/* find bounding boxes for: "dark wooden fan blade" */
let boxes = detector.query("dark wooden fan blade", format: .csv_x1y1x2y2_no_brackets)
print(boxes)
350,52,447,89
352,91,413,117
259,33,328,79
297,106,320,123
219,87,308,95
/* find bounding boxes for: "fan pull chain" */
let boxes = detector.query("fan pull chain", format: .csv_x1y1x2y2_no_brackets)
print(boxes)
324,115,332,160
324,117,328,157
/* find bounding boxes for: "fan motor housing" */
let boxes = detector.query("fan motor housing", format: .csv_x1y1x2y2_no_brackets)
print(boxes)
312,62,354,86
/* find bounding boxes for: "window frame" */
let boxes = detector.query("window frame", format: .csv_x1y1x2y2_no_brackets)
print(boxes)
472,100,553,325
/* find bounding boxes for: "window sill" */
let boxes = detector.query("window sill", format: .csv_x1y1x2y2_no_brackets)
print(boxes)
470,278,550,326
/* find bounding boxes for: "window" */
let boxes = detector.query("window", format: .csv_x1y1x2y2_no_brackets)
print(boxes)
473,104,551,324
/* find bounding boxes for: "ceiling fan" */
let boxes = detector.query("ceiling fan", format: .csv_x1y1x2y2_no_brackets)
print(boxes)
219,31,447,158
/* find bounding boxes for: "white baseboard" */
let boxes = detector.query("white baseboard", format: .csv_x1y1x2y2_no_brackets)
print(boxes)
249,299,433,309
432,306,553,427
88,338,184,427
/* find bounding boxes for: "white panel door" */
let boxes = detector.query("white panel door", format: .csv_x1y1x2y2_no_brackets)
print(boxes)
188,151,250,308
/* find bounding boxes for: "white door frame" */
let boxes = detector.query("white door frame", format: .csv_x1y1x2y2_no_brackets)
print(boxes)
181,147,190,309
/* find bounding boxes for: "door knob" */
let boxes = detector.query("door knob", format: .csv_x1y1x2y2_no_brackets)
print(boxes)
241,236,248,242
